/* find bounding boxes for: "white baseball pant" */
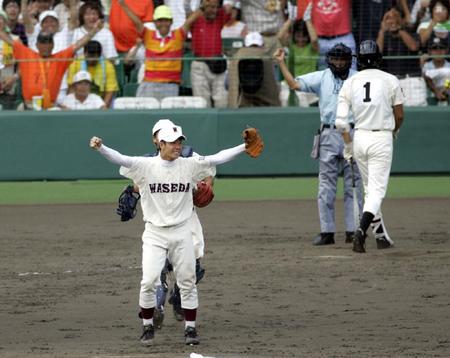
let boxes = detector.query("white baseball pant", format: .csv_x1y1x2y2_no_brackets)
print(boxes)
353,129,393,216
190,209,205,259
139,221,198,310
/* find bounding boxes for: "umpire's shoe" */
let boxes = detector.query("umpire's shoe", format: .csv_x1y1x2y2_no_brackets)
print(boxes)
313,232,335,246
185,326,200,345
352,229,366,253
140,324,155,346
376,237,393,250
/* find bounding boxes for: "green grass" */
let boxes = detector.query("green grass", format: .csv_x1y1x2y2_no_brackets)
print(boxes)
0,176,449,205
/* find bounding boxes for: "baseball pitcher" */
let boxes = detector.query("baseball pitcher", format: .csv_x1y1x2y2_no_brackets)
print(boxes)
89,124,263,346
116,119,214,328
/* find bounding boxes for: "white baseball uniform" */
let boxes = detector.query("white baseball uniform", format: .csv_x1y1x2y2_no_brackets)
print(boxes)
97,143,245,310
191,153,216,259
336,68,404,216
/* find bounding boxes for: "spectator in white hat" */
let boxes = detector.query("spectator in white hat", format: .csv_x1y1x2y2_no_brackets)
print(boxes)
24,7,78,53
60,70,107,110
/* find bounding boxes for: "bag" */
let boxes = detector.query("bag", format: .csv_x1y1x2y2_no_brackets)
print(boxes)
238,59,264,94
310,130,320,159
205,58,227,74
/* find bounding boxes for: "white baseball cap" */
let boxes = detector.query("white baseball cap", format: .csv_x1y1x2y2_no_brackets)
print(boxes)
244,32,264,47
39,10,59,24
73,70,92,83
152,119,175,136
158,125,186,143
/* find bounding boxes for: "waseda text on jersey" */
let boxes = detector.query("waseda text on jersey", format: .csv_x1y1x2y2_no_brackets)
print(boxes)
149,183,191,193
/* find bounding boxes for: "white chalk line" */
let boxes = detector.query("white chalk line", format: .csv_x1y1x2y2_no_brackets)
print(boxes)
302,255,353,259
17,265,141,277
17,256,352,278
93,355,254,358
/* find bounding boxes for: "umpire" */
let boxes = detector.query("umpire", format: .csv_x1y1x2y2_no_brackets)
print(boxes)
274,43,363,245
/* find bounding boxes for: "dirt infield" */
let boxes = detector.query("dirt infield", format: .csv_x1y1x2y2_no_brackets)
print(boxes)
1,198,449,358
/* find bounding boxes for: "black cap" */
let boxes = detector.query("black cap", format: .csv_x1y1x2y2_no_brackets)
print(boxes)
36,32,54,44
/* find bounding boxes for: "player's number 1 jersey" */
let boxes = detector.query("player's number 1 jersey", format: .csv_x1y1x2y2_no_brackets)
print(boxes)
339,69,404,131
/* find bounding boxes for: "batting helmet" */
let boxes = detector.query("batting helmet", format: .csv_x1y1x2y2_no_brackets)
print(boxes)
326,43,353,80
357,40,382,71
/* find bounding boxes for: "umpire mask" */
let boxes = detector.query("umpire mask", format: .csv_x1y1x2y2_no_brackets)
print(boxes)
326,43,353,80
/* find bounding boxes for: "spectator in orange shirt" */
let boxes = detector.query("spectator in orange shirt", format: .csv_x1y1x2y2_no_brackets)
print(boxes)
0,20,103,109
109,0,154,53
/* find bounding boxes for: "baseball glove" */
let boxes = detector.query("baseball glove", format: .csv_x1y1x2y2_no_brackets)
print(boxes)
193,181,214,208
116,185,141,221
242,127,264,158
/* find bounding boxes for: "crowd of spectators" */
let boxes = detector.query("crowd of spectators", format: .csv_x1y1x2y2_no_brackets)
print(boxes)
0,0,448,110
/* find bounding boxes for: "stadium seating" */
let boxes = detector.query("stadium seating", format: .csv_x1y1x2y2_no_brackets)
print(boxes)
160,96,207,109
113,97,160,109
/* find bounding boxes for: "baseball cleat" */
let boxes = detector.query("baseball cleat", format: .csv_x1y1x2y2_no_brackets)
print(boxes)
140,324,155,346
153,307,164,330
313,233,335,246
376,237,393,249
352,229,366,253
184,326,200,345
345,231,355,244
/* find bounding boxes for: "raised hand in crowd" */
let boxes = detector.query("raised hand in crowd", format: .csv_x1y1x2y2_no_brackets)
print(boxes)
273,47,286,63
68,0,81,30
73,19,104,52
377,8,419,52
380,9,401,33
